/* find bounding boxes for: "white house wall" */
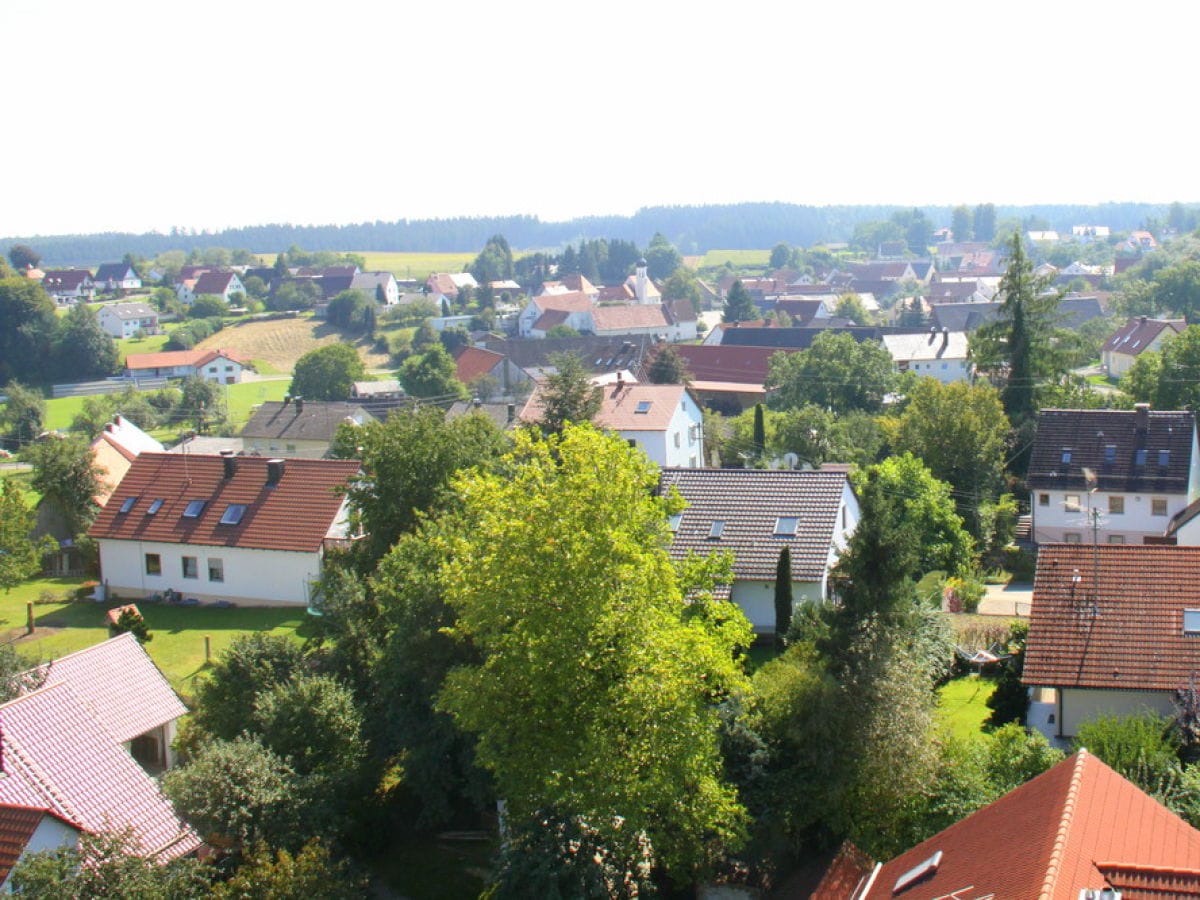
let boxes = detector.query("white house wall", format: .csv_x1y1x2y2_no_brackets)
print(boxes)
1030,488,1185,544
731,580,823,633
2,817,81,892
98,539,323,606
1058,687,1174,739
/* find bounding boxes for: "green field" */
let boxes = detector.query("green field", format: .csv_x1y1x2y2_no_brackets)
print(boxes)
116,331,171,363
255,251,478,280
222,379,291,428
936,675,997,740
2,576,310,698
696,249,772,269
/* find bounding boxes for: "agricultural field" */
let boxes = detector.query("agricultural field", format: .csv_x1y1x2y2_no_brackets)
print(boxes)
695,249,772,269
254,251,478,280
195,315,392,373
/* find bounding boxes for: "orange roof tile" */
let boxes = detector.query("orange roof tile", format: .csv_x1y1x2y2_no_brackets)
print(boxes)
590,305,668,332
455,346,505,384
124,348,250,371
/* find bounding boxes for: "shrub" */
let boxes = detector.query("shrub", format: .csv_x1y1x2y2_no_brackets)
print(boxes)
943,575,985,614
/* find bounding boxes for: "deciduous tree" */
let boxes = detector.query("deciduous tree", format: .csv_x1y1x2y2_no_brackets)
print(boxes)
290,343,366,401
0,380,45,446
0,480,51,592
435,426,751,880
646,344,691,384
535,352,602,434
26,434,102,536
398,344,467,403
766,332,895,414
6,244,40,272
644,232,683,281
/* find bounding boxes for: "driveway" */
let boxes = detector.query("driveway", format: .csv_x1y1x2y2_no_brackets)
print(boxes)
978,582,1032,617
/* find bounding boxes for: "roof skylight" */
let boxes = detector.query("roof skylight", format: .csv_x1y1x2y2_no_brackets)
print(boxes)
709,520,724,539
635,401,653,414
118,497,136,514
774,516,799,536
182,500,206,519
146,498,164,514
219,504,247,526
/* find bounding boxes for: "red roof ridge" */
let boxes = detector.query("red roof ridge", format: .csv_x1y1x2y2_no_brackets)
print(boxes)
1041,748,1089,897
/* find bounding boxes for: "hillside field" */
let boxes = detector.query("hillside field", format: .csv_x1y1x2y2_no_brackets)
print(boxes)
195,315,392,373
255,251,477,280
696,249,771,269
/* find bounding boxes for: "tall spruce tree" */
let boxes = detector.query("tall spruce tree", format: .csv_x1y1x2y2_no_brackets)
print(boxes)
723,280,757,323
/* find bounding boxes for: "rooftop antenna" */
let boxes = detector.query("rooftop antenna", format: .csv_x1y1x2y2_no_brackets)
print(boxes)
1083,466,1100,618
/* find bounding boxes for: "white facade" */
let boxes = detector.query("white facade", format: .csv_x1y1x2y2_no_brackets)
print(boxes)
1030,686,1175,744
194,354,247,384
98,305,159,339
1,816,81,892
98,539,327,606
619,393,704,468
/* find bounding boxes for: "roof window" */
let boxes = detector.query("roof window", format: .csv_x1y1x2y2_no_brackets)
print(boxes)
1185,609,1200,635
635,401,653,414
1103,445,1116,465
146,498,164,515
668,513,683,532
182,500,206,519
1135,448,1148,467
1159,449,1171,467
118,497,136,514
219,504,247,526
1061,448,1072,464
709,520,725,539
774,516,800,536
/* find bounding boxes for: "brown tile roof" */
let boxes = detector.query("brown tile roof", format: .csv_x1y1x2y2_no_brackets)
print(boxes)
0,805,78,883
241,401,373,443
40,270,92,290
672,345,790,385
590,305,668,333
1027,407,1195,493
425,272,459,296
454,346,505,383
861,750,1200,899
124,348,250,372
192,271,237,295
40,633,187,745
559,274,596,294
659,467,851,588
1102,317,1187,355
88,453,360,553
518,382,690,433
1023,543,1200,691
533,309,571,331
663,298,696,324
532,291,592,313
596,284,634,303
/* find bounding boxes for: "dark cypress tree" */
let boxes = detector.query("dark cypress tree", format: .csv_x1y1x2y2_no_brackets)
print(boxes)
753,403,766,460
773,546,793,646
723,280,757,323
1000,234,1036,426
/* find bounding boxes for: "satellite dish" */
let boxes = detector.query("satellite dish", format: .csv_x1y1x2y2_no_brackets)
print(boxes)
782,452,799,468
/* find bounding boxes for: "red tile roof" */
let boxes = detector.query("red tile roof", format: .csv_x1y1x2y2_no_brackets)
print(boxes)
532,291,592,313
40,270,92,291
532,309,571,331
590,305,668,333
659,467,852,590
0,805,78,884
124,348,250,372
1102,317,1186,355
40,633,187,745
860,750,1200,899
1023,543,1200,692
0,681,200,859
88,453,359,553
192,271,237,295
454,346,505,384
672,344,788,385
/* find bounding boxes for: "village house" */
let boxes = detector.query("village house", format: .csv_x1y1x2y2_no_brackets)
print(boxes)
350,271,399,305
1101,316,1187,377
1023,543,1200,745
240,398,373,458
660,467,859,634
97,301,160,339
1027,405,1199,545
881,327,972,382
93,262,141,293
190,270,244,304
91,414,165,507
815,749,1200,898
0,635,201,885
39,269,95,305
89,452,360,607
124,348,251,384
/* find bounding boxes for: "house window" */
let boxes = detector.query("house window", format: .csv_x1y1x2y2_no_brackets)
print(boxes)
1064,532,1082,543
1104,445,1116,465
709,520,725,539
147,498,163,515
635,401,652,414
118,496,136,514
145,554,161,576
219,504,247,525
774,516,800,536
182,500,206,518
208,366,217,374
286,443,296,452
1038,493,1050,507
208,558,224,582
1153,498,1168,516
1109,496,1125,515
668,513,683,532
674,432,681,448
1159,449,1171,468
1065,494,1081,511
1135,448,1148,466
1185,609,1200,635
182,556,198,579
1061,448,1072,464
1107,534,1126,544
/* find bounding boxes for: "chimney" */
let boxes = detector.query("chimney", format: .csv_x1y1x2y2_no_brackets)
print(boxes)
941,326,949,349
266,458,285,487
1135,402,1150,433
507,403,516,424
473,397,482,408
928,325,937,344
294,396,304,414
220,449,236,479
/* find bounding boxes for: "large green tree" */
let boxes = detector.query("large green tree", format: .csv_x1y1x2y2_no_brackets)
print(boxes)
398,344,466,402
435,426,751,880
646,344,691,385
1152,326,1200,412
6,244,40,271
189,633,306,743
469,234,515,284
0,277,58,385
534,351,602,435
889,379,1009,534
0,380,45,447
0,480,51,592
290,343,366,401
56,302,119,380
643,232,683,280
26,435,102,536
766,332,895,414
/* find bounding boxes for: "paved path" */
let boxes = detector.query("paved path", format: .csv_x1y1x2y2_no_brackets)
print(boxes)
978,582,1032,617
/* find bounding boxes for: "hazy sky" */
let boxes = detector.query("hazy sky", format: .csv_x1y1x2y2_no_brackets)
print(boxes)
5,0,1197,238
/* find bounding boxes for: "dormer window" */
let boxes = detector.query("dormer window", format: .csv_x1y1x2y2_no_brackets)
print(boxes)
118,497,136,514
1135,448,1147,467
774,516,799,536
709,520,725,539
182,500,206,519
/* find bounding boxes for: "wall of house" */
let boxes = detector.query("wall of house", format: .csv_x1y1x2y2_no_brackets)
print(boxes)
731,580,823,633
2,817,81,891
1030,488,1184,544
195,358,245,384
900,357,972,383
98,539,323,606
1058,687,1174,739
242,437,331,459
619,396,703,468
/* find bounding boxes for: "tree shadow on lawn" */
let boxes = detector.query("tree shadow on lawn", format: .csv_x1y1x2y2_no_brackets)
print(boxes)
31,601,319,640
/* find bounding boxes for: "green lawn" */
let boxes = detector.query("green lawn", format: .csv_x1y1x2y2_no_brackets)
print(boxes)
2,576,311,700
696,249,771,269
116,332,171,363
42,394,92,432
936,675,997,741
223,379,291,428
